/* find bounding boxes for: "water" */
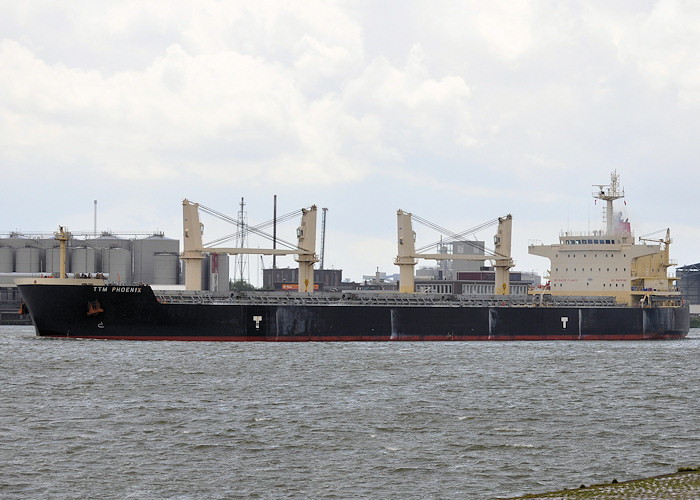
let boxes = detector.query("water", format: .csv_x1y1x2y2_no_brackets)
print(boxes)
1,326,698,499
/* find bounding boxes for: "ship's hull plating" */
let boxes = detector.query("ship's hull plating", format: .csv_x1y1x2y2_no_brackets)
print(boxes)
17,284,689,341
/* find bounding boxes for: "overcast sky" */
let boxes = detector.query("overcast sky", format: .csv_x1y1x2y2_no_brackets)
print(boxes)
2,1,699,284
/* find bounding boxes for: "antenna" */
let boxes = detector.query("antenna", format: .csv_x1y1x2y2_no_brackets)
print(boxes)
593,170,625,235
273,195,277,269
320,207,328,269
235,197,249,282
93,200,97,237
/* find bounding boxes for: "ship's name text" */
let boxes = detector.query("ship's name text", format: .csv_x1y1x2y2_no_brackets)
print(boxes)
93,286,142,293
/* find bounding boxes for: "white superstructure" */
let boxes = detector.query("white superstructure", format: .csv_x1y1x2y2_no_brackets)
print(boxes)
528,171,679,305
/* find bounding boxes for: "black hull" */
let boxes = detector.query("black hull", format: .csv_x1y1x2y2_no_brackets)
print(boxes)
17,283,690,341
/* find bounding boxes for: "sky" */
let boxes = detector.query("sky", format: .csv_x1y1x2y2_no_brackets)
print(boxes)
2,0,700,286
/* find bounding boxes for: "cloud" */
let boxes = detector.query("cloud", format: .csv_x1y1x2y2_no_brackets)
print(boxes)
1,1,700,281
598,0,700,106
1,10,481,190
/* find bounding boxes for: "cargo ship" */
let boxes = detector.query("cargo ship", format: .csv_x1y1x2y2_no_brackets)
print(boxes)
16,172,689,341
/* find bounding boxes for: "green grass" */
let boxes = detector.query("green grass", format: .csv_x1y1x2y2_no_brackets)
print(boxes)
506,467,700,499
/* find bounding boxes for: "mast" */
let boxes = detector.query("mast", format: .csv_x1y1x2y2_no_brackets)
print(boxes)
236,197,248,282
493,214,514,295
593,170,625,236
182,199,205,290
395,210,417,293
272,195,277,269
320,207,328,270
295,206,319,292
54,226,70,279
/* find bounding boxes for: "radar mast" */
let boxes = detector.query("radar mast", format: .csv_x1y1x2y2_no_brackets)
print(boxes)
593,170,624,236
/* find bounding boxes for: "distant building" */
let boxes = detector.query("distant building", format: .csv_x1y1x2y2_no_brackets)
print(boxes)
262,267,342,291
0,231,234,290
362,270,399,284
0,286,24,324
677,263,700,305
203,253,230,292
414,269,535,295
422,240,486,280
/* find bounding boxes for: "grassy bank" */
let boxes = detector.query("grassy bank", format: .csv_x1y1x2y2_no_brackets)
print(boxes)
505,467,700,499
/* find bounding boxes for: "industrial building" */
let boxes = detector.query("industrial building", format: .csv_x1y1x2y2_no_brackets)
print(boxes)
409,239,540,295
263,267,343,291
0,231,233,289
0,231,180,285
0,286,24,324
677,264,700,314
0,230,233,324
415,270,535,295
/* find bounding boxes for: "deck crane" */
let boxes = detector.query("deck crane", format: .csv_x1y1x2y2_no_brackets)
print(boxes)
395,211,514,294
181,199,319,292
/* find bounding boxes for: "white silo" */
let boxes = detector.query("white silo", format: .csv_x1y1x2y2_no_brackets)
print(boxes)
0,246,13,273
88,232,130,273
15,246,41,273
132,233,179,284
153,252,179,284
103,247,132,284
45,247,70,275
71,246,96,274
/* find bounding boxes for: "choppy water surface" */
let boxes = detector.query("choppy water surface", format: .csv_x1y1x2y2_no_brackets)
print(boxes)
1,326,698,499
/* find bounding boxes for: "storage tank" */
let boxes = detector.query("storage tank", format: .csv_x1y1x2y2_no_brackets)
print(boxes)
207,252,230,291
0,246,13,273
1,233,35,249
71,246,96,274
15,246,41,273
44,247,68,274
132,233,179,284
88,233,130,251
103,247,131,284
153,252,179,284
88,233,130,273
36,236,61,249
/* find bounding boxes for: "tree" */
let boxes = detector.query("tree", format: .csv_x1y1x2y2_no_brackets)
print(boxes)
230,279,256,291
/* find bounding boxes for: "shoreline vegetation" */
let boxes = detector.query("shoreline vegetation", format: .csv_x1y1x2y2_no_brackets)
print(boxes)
504,466,700,499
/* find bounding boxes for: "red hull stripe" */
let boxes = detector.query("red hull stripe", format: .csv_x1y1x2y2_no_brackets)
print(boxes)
39,333,687,341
